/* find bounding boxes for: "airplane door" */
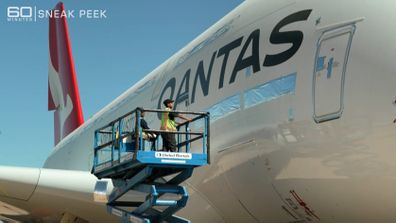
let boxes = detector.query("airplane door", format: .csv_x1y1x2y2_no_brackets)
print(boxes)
313,25,356,123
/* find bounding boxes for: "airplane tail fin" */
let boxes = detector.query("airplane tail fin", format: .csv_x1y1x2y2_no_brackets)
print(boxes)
48,2,84,145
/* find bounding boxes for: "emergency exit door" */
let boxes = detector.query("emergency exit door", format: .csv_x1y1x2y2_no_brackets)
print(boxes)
313,25,356,123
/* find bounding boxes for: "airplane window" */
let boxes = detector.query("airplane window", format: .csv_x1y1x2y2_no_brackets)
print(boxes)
244,72,296,109
206,94,241,122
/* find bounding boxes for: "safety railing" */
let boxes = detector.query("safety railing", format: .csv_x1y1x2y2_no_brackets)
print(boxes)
93,108,210,173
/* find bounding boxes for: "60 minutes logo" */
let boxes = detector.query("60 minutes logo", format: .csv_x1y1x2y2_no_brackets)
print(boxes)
7,6,33,21
6,6,107,22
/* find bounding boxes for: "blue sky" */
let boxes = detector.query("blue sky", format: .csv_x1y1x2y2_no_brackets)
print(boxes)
0,0,242,167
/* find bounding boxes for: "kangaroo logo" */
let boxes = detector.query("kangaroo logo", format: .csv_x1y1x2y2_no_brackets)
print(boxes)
48,59,74,139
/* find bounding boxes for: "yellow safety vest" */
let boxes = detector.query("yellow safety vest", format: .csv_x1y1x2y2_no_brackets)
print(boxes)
161,107,177,131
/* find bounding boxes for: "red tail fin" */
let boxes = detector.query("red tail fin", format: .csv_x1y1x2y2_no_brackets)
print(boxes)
48,2,84,145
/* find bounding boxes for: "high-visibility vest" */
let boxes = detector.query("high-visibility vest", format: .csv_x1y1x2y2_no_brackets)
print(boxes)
161,107,177,130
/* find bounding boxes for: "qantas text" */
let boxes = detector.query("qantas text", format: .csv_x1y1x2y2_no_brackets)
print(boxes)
157,10,312,110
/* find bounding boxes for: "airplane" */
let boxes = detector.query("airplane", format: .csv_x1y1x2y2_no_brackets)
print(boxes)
1,0,396,222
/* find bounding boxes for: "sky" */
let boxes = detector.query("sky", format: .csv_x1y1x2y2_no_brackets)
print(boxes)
0,0,243,168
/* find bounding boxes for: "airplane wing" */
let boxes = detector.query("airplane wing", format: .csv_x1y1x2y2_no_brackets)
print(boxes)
0,166,118,222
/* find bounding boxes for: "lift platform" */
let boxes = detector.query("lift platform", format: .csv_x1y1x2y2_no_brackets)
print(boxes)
92,108,210,223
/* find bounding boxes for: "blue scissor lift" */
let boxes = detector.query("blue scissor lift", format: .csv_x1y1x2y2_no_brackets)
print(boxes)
92,108,210,223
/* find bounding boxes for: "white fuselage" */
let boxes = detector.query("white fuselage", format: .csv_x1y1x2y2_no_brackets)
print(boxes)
5,0,396,222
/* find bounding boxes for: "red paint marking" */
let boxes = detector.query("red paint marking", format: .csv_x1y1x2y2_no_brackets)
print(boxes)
49,2,84,145
290,190,320,220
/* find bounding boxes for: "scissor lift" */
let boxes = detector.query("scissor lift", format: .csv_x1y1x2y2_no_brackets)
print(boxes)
92,108,210,223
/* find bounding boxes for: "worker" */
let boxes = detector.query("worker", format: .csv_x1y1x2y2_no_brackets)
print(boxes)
137,108,157,150
160,99,191,152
